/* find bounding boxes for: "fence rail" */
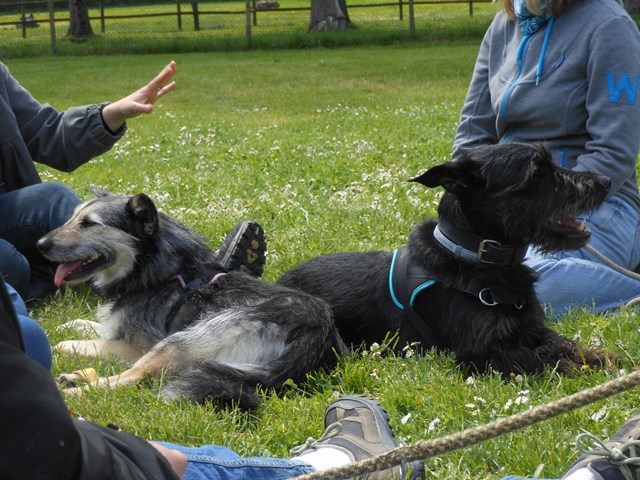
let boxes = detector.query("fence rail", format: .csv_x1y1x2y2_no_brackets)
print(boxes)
0,0,495,55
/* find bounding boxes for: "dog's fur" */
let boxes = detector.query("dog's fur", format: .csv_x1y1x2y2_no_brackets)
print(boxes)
37,190,344,409
279,143,613,376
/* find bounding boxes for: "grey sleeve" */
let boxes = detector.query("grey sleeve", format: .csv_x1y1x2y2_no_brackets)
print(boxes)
452,20,500,161
4,64,126,172
574,15,640,197
74,420,180,480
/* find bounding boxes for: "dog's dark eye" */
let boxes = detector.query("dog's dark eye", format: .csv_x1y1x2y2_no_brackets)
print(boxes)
79,219,95,228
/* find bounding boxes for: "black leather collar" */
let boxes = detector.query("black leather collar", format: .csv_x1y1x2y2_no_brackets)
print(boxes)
433,218,528,266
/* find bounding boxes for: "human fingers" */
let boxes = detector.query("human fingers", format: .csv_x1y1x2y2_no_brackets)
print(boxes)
149,442,187,478
146,60,177,93
155,80,177,100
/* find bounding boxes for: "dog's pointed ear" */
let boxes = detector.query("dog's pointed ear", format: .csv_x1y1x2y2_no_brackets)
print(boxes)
410,160,478,194
127,194,159,236
525,146,551,180
90,186,114,198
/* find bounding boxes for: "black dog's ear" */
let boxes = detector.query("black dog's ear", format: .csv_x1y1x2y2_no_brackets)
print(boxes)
90,186,114,198
127,194,159,236
410,160,479,194
525,146,552,179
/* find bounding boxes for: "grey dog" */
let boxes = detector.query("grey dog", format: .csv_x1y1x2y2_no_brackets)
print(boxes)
37,189,344,409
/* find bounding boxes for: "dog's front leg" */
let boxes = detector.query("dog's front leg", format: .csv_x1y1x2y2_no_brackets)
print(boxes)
534,330,616,372
60,342,177,395
55,319,103,338
54,339,146,364
484,330,615,376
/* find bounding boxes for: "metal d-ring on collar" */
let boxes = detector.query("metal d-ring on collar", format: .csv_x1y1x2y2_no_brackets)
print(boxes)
175,271,227,290
478,288,498,307
478,288,523,309
431,222,530,307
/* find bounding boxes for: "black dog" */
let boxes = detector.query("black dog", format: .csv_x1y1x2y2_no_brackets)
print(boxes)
279,143,613,376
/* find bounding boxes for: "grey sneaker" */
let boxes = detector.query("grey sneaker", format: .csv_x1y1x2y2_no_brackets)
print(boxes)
215,221,266,278
561,410,640,480
291,395,425,479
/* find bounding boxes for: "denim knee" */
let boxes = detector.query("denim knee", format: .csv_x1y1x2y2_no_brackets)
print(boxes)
0,239,30,300
17,314,52,370
38,182,82,228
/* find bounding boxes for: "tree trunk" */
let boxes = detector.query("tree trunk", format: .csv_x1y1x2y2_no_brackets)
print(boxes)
624,0,639,13
308,0,351,32
67,0,93,39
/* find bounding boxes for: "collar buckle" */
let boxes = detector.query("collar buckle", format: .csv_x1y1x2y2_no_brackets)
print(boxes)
477,239,502,264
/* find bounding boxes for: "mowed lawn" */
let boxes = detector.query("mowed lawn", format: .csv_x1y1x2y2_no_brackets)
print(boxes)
9,44,640,479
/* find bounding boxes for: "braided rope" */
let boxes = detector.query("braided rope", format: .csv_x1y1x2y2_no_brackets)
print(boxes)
582,244,640,307
293,369,640,480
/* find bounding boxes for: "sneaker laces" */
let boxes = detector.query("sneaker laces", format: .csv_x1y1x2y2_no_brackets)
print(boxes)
576,432,640,480
290,422,343,456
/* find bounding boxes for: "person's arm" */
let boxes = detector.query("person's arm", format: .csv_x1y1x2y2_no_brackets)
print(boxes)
73,420,184,480
573,16,640,198
451,18,501,160
4,61,175,173
0,278,82,479
0,278,182,480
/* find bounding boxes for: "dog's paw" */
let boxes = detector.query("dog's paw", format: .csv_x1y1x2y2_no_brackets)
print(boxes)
60,386,88,397
580,348,619,370
58,368,98,388
56,319,103,338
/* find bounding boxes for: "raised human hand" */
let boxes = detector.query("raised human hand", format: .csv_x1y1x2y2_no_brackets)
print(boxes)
101,60,177,132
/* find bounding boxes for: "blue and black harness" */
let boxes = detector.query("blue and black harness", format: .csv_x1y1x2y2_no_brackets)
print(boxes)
387,219,533,344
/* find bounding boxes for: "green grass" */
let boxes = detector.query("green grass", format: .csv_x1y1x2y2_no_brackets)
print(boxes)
11,45,640,479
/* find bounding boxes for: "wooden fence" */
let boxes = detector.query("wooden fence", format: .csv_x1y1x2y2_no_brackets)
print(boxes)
1,0,488,54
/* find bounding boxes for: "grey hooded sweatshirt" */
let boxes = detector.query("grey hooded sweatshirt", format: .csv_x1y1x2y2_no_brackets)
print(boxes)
0,62,126,194
453,0,640,210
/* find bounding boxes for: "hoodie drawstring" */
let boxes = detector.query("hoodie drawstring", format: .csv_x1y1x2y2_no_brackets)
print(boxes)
536,15,555,85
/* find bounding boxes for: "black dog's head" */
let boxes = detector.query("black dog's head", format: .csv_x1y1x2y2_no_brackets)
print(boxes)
412,143,611,253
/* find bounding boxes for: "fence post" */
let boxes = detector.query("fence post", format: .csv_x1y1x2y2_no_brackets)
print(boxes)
398,0,403,21
408,0,415,35
468,0,473,16
177,0,182,29
191,0,200,30
100,0,105,33
252,0,257,26
48,0,57,54
19,5,26,39
245,0,252,49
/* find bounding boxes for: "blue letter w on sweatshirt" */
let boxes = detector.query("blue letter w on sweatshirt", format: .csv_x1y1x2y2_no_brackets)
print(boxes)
607,71,638,105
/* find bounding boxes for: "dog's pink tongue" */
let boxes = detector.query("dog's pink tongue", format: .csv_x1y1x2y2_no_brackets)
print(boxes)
54,261,83,286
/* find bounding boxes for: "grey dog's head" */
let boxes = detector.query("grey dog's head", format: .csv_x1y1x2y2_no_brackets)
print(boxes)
37,189,160,291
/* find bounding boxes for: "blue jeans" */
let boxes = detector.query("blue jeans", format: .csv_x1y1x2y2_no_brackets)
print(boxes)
0,182,81,301
5,282,51,369
525,195,640,315
158,443,315,480
501,477,555,480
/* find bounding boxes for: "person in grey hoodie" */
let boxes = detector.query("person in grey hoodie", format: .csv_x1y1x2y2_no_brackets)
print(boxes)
0,60,177,301
452,0,640,314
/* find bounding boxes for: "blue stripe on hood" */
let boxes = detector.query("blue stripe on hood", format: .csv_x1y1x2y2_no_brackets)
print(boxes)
501,17,555,119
